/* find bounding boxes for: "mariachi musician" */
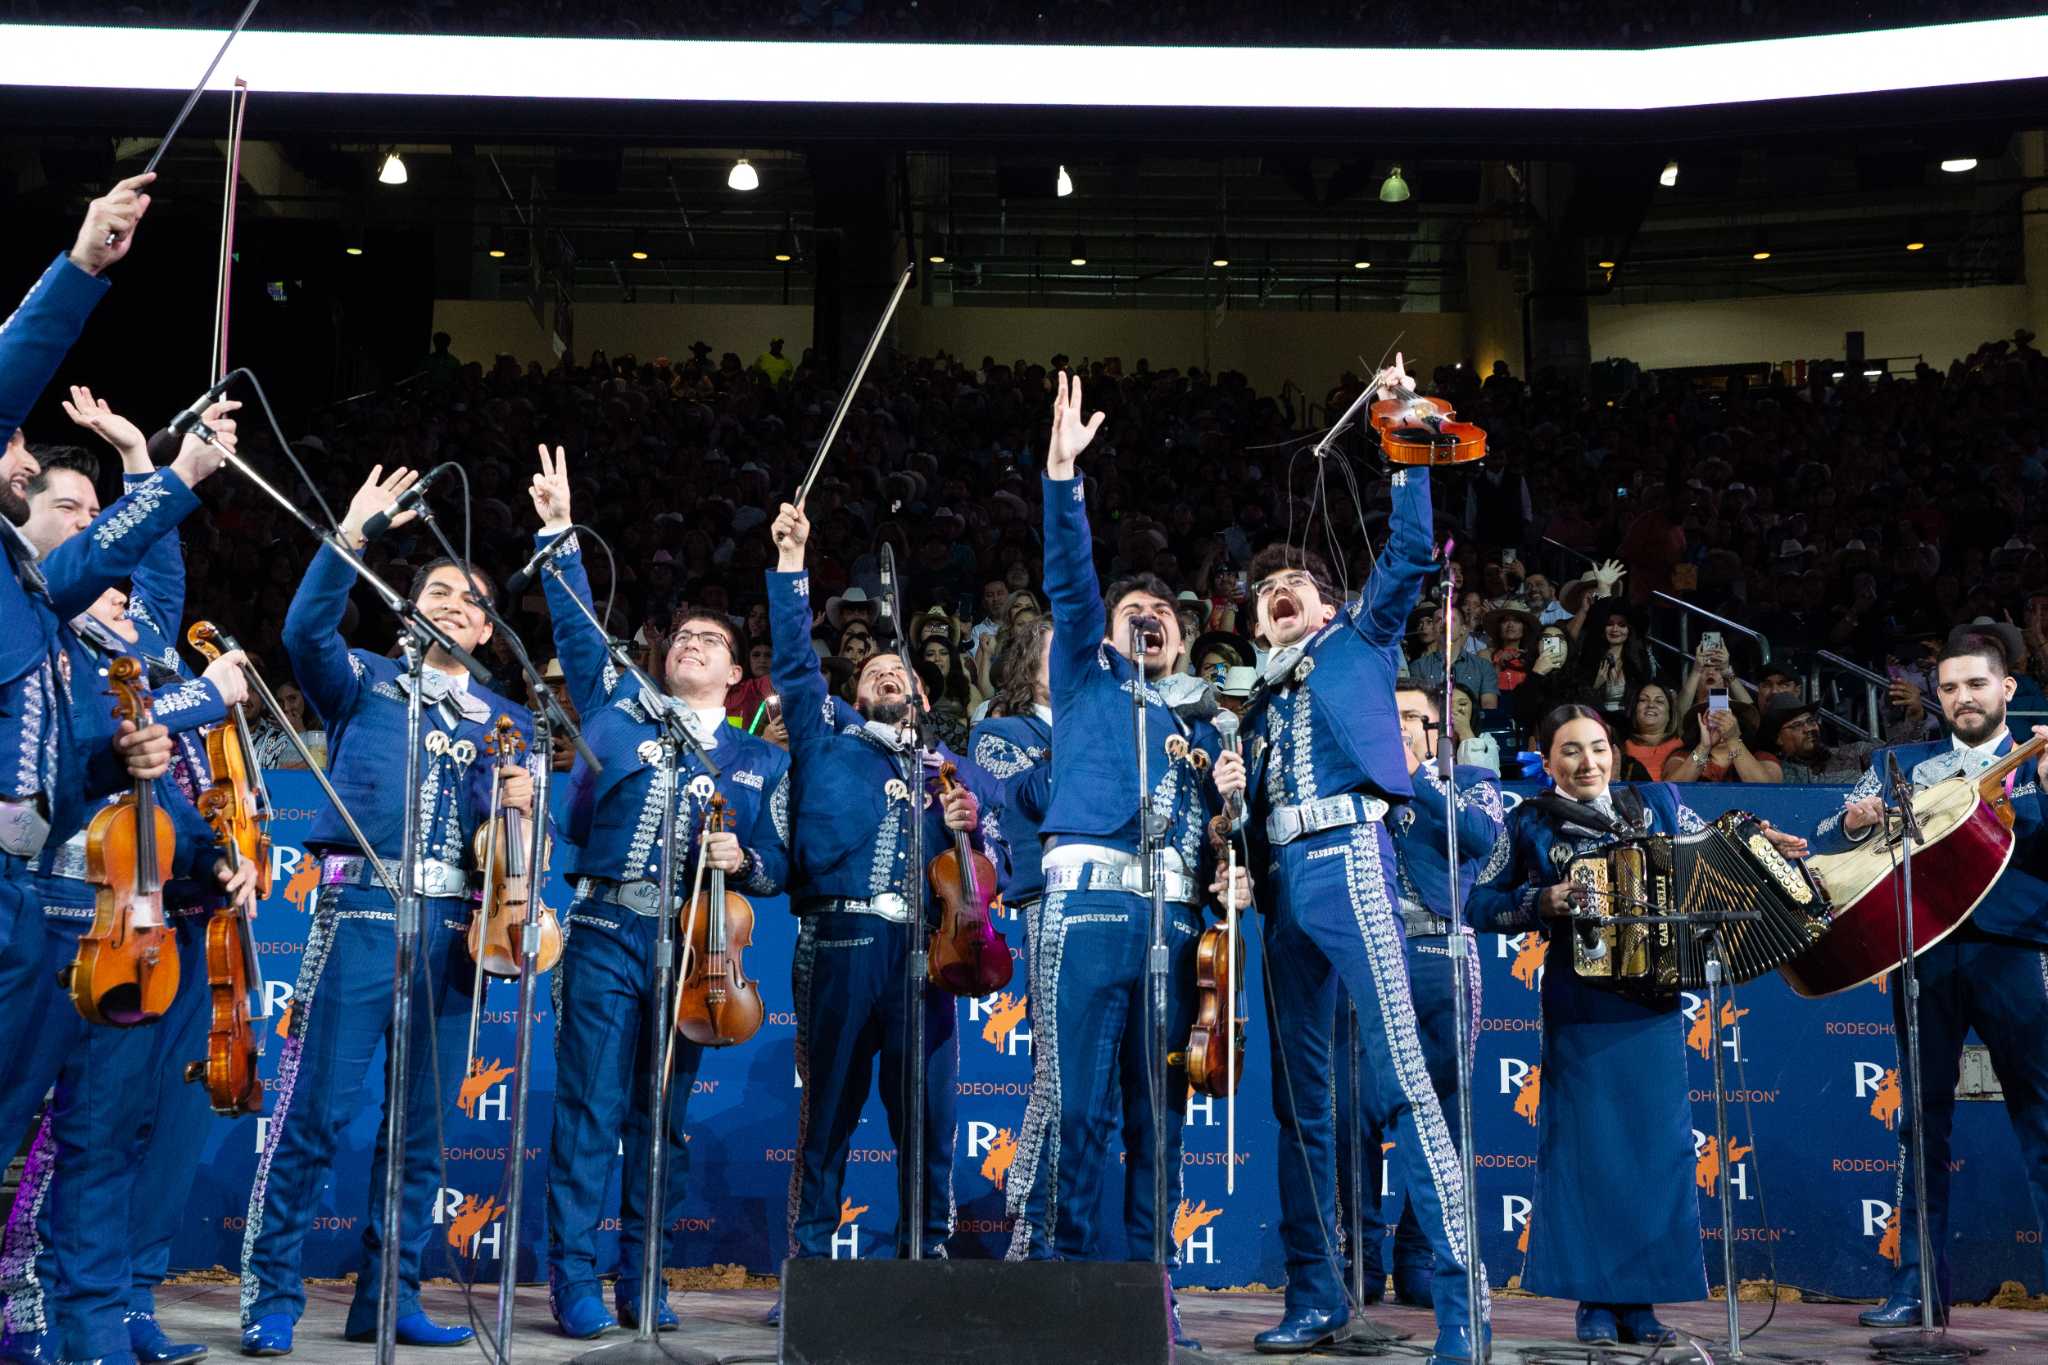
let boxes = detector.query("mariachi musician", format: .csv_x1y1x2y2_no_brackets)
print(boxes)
1813,627,2048,1328
526,444,789,1339
1469,703,1804,1347
0,440,258,1365
765,498,995,1282
1340,683,1506,1308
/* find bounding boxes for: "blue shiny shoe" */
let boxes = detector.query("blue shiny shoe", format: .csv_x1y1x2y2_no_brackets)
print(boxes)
614,1297,679,1333
1615,1304,1675,1346
1430,1321,1490,1363
343,1312,474,1348
761,1301,781,1328
1574,1303,1618,1345
1253,1306,1351,1354
238,1315,293,1358
127,1313,206,1365
552,1297,618,1341
1858,1293,1947,1328
0,1326,52,1365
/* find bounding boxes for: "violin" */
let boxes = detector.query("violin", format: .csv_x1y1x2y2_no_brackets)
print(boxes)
182,621,273,1115
64,656,180,1026
925,761,1012,997
1175,814,1250,1191
675,794,764,1047
1369,370,1486,466
465,716,563,1068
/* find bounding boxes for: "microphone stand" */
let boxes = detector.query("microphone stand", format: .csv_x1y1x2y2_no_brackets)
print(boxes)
1871,752,1969,1361
1131,618,1170,1267
1436,576,1485,1362
880,544,934,1261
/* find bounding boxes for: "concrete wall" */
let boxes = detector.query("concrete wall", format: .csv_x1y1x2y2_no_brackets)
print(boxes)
1588,284,2031,371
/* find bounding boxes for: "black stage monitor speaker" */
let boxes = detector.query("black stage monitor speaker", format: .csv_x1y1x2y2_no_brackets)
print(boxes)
779,1258,1175,1365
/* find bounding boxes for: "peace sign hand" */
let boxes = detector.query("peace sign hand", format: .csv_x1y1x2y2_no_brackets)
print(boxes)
531,444,573,531
341,464,420,547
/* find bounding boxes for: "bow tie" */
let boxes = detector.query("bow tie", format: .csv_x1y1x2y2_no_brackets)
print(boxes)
642,691,724,746
70,613,130,659
398,670,490,723
1262,643,1306,688
3,521,47,599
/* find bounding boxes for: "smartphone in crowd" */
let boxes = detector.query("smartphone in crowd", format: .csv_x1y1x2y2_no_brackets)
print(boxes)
1700,630,1724,658
1539,634,1568,664
1501,548,1517,565
1708,686,1731,712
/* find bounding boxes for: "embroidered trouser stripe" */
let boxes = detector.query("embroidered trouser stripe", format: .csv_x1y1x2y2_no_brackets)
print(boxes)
239,885,476,1334
1262,822,1487,1333
1005,896,1064,1260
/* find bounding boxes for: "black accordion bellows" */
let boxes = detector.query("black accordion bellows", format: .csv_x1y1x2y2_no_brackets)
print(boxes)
1566,811,1834,995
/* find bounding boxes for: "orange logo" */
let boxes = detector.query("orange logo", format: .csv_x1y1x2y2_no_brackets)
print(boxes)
1869,1068,1902,1130
1694,1136,1754,1197
281,860,322,913
445,1193,506,1251
275,1003,293,1038
981,993,1028,1049
1173,1199,1224,1249
1873,970,1891,995
837,1198,868,1228
1516,1220,1530,1253
980,1129,1019,1192
1878,1207,1901,1265
458,1058,515,1117
1509,933,1546,990
1686,1000,1749,1061
1513,1066,1542,1126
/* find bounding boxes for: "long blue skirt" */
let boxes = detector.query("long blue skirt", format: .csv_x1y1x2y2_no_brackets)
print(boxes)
1523,930,1708,1304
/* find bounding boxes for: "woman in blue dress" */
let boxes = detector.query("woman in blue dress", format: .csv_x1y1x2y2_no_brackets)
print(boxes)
1469,704,1806,1346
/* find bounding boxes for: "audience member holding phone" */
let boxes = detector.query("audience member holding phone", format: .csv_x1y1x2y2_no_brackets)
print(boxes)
1662,683,1782,783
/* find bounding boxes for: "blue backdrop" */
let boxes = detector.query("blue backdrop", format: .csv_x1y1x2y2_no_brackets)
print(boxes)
169,777,2041,1302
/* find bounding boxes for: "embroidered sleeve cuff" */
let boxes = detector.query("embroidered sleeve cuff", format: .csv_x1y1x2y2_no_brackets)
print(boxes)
1513,883,1543,928
737,848,777,896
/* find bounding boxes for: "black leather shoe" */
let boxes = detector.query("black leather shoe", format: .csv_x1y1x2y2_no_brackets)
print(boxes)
1859,1294,1948,1328
1253,1307,1352,1354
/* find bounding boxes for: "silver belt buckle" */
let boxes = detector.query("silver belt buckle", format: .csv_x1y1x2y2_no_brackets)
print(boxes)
869,892,912,922
321,855,361,887
416,860,467,899
615,880,664,916
0,797,51,860
1265,806,1306,845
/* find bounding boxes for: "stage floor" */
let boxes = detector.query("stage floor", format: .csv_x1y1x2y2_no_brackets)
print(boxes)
154,1279,2044,1363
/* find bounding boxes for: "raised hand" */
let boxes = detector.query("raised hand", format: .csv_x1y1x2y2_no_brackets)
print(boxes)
62,385,150,468
341,465,421,547
166,399,239,489
1046,370,1106,479
771,501,811,572
530,443,573,531
1373,351,1414,400
70,172,156,276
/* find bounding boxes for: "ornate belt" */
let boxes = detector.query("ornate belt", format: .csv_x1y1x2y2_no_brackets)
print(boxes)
574,876,680,917
1043,861,1198,906
321,853,468,899
1265,793,1390,846
807,893,914,923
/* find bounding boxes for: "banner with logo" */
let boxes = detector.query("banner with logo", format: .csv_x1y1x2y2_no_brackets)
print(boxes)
169,778,2041,1302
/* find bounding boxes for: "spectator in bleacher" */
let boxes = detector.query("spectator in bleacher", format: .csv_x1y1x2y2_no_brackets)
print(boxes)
1617,681,1683,782
1663,700,1781,784
753,337,793,386
1567,600,1655,724
1485,603,1539,693
1407,606,1500,711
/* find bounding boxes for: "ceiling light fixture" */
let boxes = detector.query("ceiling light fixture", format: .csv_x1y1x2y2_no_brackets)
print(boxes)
1056,164,1074,197
1068,234,1087,266
1378,165,1410,203
377,150,407,185
1659,159,1679,187
1209,233,1230,267
728,157,759,191
1939,156,1978,173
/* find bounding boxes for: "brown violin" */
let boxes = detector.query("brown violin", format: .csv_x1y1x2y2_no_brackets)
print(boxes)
465,716,563,1069
183,622,273,1114
925,761,1012,997
1370,371,1486,466
676,794,764,1047
64,656,180,1026
1172,813,1249,1191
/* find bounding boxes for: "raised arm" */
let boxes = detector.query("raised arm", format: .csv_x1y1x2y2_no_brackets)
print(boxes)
281,465,420,726
1351,355,1436,644
767,501,831,745
1041,371,1110,650
527,444,617,717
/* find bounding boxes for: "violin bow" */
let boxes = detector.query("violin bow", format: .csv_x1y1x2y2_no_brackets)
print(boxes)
793,263,916,507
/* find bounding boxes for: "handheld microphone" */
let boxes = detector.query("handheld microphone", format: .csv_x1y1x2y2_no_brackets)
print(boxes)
362,462,457,540
1213,709,1244,818
505,532,575,597
166,374,237,439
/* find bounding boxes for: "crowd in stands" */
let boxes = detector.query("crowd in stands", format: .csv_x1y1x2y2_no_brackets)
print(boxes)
38,309,2048,784
18,0,2043,45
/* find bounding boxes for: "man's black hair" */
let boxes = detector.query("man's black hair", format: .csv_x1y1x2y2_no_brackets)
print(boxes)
1102,572,1176,619
1939,630,2010,679
1247,543,1336,599
24,446,99,499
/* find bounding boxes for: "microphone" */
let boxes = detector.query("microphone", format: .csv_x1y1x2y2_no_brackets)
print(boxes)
1128,615,1165,650
505,532,575,597
166,374,237,439
1213,709,1244,819
362,462,457,540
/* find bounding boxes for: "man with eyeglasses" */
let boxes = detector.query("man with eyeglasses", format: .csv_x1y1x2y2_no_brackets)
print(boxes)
1236,356,1488,1363
525,446,790,1339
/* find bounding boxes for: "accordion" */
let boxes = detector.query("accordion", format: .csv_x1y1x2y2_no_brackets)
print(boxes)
1564,811,1833,994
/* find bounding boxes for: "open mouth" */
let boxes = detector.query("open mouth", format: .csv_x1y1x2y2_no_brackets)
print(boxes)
1270,593,1302,629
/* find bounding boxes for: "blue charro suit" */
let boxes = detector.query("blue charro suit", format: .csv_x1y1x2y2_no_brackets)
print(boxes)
239,544,536,1338
1469,781,1709,1308
535,532,789,1321
1813,731,2048,1307
1237,467,1485,1338
0,610,225,1363
1343,762,1505,1294
0,484,239,1363
767,566,997,1260
1001,474,1225,1270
